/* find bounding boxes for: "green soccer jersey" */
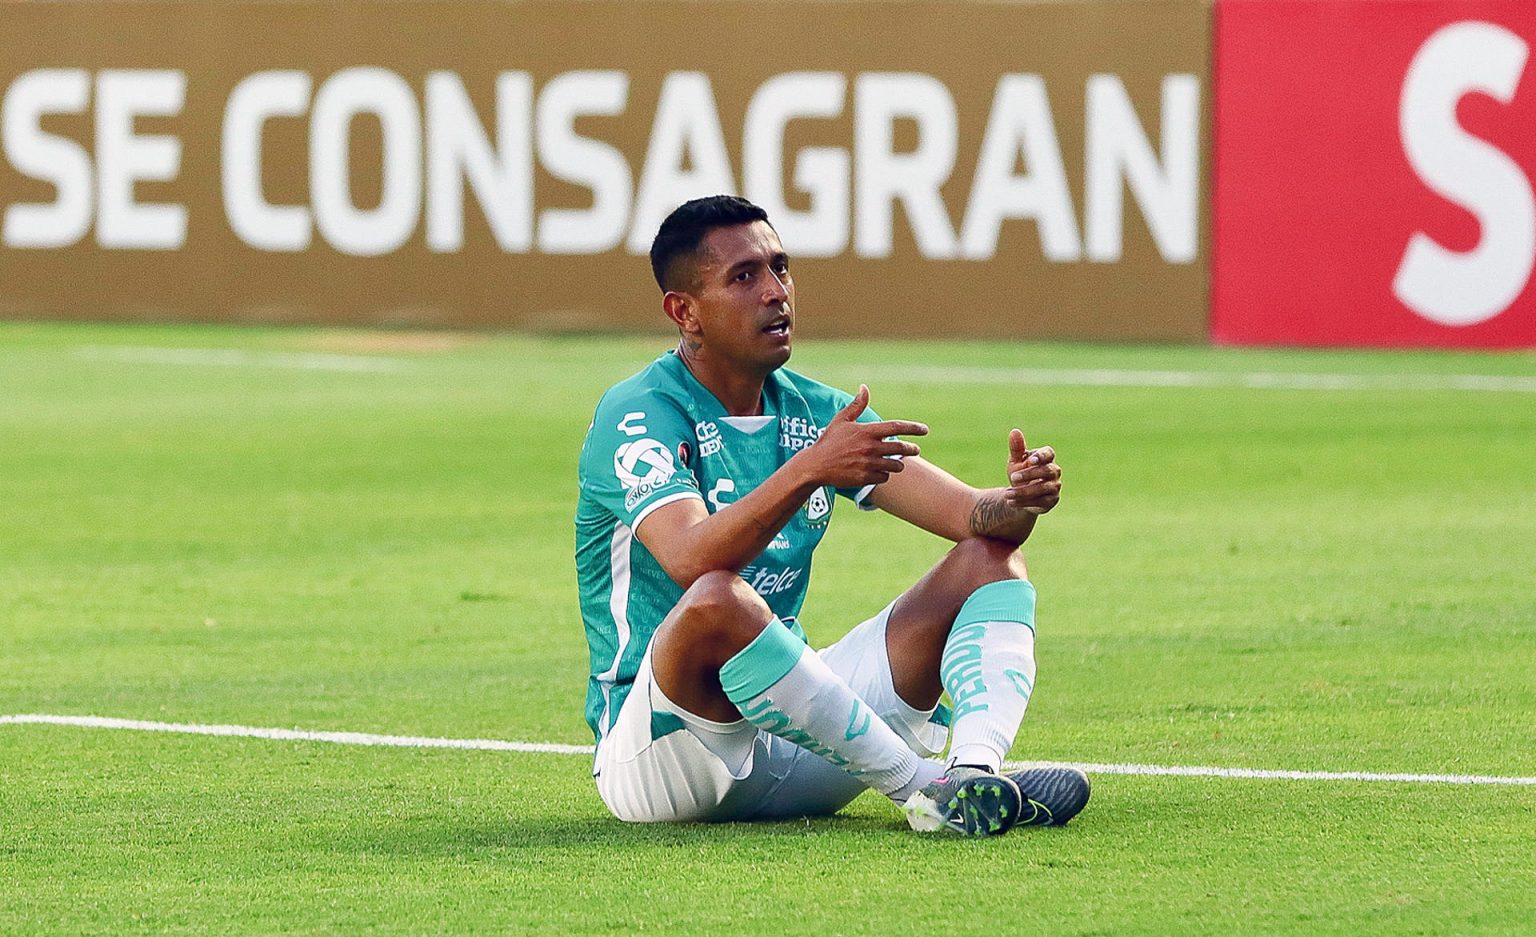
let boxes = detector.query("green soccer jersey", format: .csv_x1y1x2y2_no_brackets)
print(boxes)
574,350,881,745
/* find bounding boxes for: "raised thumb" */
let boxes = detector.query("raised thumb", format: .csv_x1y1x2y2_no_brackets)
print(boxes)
1009,427,1029,462
836,384,870,422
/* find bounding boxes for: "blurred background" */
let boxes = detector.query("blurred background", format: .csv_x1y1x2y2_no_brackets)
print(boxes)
2,0,1531,348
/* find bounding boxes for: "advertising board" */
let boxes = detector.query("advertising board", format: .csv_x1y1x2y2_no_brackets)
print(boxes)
0,0,1210,340
1213,0,1536,348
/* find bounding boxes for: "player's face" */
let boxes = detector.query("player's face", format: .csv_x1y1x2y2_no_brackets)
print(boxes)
688,221,795,372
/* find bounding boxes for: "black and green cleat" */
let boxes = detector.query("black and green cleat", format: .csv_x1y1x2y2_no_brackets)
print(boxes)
903,767,1023,836
1005,766,1092,826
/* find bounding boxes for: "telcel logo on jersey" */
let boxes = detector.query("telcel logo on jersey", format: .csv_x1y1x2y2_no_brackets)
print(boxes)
740,565,803,598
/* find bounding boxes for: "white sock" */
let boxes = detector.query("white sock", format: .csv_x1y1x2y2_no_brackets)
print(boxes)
891,759,946,803
721,618,928,802
940,579,1038,772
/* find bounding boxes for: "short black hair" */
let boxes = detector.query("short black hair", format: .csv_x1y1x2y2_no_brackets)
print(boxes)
649,195,770,292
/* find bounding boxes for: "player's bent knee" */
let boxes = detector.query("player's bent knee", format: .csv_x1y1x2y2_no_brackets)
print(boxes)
680,570,766,616
950,536,1029,585
667,571,772,651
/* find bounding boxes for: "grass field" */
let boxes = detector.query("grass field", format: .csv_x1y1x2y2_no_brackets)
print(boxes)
2,321,1534,935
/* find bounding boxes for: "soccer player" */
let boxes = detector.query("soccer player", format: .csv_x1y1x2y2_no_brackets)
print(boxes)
575,195,1089,835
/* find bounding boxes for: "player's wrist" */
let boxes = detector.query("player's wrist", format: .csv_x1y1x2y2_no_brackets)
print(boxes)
968,488,1028,541
785,447,830,493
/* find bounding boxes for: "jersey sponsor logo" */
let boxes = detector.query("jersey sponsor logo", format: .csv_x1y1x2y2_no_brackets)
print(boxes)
740,564,803,597
613,437,675,489
623,478,662,511
779,415,823,453
695,420,724,457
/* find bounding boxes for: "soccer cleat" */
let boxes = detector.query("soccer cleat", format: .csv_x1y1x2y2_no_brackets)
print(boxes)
903,766,1023,836
1004,766,1091,826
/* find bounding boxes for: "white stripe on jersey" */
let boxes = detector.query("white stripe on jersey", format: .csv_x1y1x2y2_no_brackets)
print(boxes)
631,490,703,530
596,521,635,742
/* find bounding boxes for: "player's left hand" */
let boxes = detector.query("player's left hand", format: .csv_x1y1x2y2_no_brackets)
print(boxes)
1004,428,1061,515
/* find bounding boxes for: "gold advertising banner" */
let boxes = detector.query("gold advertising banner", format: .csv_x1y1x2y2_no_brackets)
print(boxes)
0,0,1210,340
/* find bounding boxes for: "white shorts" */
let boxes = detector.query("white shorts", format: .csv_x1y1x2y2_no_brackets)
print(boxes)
593,603,951,823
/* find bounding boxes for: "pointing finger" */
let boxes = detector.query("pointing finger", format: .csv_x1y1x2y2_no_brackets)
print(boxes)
865,419,929,438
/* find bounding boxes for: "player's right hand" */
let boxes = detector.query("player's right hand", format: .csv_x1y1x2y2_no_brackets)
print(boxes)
798,384,927,488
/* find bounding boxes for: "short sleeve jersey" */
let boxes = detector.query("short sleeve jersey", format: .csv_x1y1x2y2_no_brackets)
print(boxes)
575,350,881,745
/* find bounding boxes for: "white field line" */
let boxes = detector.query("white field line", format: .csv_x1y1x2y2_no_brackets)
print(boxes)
5,713,1535,787
867,365,1536,394
74,345,410,373
0,713,589,755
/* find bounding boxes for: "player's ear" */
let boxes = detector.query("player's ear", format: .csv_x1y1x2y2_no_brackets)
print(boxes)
663,291,699,333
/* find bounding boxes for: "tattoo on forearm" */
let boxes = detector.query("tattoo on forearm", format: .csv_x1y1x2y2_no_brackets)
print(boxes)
967,491,1013,537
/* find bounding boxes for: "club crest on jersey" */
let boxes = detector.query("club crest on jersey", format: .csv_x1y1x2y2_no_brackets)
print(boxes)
805,487,831,526
614,438,675,490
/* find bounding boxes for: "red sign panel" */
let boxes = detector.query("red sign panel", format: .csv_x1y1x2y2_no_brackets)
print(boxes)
1213,0,1536,348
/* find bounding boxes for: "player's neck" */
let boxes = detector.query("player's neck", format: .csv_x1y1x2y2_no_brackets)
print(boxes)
676,342,767,416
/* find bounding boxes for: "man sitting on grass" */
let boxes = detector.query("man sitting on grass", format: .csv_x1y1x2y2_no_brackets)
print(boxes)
574,195,1089,835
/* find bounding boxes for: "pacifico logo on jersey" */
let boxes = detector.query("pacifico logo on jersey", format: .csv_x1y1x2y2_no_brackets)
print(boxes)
779,416,823,453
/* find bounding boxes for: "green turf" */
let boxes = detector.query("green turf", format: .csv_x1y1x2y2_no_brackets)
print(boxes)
2,322,1534,934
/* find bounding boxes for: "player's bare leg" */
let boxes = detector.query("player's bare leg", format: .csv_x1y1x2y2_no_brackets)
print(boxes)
884,536,1029,711
649,571,775,723
649,571,1017,831
886,537,1091,827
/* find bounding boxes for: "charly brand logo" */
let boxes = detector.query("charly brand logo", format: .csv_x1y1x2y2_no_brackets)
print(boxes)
617,412,647,437
707,477,736,511
613,438,674,489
